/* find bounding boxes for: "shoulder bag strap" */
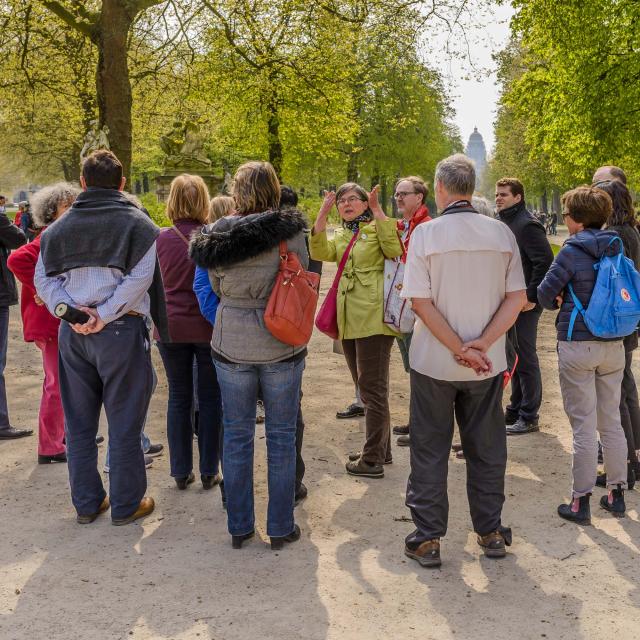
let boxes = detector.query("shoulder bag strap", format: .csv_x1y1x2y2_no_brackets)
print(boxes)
171,225,191,247
336,231,359,279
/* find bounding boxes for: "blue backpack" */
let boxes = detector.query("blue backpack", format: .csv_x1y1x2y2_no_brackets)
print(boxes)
567,236,640,340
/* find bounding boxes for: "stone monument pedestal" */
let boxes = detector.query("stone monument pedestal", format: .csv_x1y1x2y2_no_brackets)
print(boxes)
155,172,223,203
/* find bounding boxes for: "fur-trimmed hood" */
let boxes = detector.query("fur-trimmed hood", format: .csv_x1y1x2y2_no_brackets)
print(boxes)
189,208,307,269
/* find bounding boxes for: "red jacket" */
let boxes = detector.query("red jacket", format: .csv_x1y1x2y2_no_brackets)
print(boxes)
7,234,60,342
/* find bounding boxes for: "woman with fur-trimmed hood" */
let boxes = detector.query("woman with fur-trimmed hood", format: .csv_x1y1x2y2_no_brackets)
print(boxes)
189,161,308,551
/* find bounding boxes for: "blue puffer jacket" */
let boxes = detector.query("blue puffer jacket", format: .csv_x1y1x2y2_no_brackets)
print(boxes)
537,229,622,341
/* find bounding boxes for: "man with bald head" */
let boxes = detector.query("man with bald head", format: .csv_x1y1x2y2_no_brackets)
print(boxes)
593,165,627,185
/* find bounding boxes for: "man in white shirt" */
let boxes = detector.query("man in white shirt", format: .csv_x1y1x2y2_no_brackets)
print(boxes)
401,154,526,567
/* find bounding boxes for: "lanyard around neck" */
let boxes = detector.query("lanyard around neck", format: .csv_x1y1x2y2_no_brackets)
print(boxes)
441,200,474,215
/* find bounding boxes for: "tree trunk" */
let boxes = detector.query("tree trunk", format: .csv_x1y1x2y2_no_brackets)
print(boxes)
265,82,283,178
541,190,548,214
552,187,561,214
346,150,359,183
95,1,135,181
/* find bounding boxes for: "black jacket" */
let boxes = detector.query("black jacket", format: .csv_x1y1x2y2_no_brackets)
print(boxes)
0,213,26,307
498,202,553,304
537,229,621,341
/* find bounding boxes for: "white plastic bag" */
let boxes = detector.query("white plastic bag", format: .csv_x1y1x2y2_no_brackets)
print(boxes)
383,259,415,334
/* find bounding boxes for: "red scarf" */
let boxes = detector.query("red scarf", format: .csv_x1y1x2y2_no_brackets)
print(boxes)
397,204,432,257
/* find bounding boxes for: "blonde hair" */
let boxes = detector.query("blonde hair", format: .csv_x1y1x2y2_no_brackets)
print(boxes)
209,195,235,222
166,174,210,223
232,161,280,215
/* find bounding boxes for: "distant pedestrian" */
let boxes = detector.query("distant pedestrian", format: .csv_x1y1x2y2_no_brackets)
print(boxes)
402,154,526,567
495,178,553,435
7,182,79,462
538,186,628,523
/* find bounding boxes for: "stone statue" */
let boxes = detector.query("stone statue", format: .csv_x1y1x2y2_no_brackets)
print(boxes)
221,171,233,194
160,119,211,171
80,120,110,162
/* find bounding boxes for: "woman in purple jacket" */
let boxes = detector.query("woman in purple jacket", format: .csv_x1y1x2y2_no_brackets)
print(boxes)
156,175,222,490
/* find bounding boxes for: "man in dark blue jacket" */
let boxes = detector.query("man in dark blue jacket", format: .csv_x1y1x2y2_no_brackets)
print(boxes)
496,178,554,435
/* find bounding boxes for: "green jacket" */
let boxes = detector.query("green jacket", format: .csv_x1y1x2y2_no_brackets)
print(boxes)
310,218,403,339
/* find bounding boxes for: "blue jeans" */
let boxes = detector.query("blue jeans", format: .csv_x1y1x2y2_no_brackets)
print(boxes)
0,306,9,427
104,368,156,471
157,342,221,477
215,358,304,537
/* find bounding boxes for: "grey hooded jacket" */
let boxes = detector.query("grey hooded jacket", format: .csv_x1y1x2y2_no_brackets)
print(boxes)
189,209,309,364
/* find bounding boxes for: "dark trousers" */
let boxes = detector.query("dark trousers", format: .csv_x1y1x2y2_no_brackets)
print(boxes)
58,317,153,520
506,307,543,423
620,349,640,470
406,370,506,543
0,306,9,427
342,335,394,465
157,342,222,478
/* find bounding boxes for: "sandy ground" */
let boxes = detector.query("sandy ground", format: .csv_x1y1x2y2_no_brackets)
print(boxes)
1,259,639,640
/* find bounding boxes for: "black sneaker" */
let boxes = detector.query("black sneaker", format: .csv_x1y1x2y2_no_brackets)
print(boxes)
345,458,384,479
396,435,410,447
505,413,518,426
600,484,626,517
393,425,409,435
145,443,164,457
506,418,540,435
336,403,365,419
558,495,591,525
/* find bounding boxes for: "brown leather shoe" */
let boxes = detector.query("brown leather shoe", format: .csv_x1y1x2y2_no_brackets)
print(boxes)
112,497,155,526
477,530,507,558
404,539,441,567
77,496,110,524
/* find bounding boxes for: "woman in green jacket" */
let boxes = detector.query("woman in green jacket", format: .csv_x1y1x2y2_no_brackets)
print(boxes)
310,183,403,479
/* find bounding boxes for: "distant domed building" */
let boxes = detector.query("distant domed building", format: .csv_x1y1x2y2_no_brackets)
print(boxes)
465,127,487,190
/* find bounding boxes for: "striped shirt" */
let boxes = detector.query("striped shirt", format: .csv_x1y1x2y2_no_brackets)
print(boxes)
34,243,156,324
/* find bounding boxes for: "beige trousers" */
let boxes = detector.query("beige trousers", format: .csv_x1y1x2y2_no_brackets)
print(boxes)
558,340,627,497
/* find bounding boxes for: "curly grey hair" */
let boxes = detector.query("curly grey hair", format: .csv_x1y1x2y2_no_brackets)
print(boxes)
30,182,80,228
472,196,495,217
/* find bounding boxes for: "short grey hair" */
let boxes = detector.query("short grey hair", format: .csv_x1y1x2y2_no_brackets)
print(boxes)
434,154,476,197
30,182,80,227
472,196,494,217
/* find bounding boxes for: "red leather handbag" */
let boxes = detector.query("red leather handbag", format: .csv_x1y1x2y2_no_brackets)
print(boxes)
264,241,320,347
314,231,359,339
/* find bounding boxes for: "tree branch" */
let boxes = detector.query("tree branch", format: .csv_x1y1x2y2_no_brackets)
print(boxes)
38,1,96,38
